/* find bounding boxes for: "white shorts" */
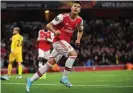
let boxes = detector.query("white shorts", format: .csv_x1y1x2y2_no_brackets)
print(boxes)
49,40,74,62
38,48,50,60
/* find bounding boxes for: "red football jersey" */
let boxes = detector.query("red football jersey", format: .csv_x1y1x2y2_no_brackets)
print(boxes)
51,13,83,43
37,30,54,51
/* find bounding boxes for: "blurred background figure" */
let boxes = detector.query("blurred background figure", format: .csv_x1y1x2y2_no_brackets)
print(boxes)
1,27,23,80
37,25,54,79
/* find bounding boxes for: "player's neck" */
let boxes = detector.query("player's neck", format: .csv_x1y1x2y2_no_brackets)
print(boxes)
14,33,19,35
69,12,77,20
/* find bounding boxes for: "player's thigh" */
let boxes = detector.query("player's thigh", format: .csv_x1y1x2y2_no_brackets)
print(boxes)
49,49,60,58
16,53,23,62
9,53,16,62
53,40,75,57
48,49,61,64
44,50,50,60
38,48,45,58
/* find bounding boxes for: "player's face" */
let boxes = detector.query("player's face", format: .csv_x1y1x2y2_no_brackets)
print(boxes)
71,3,81,15
13,29,18,35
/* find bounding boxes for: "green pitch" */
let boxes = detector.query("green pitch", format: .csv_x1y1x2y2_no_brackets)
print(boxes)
1,70,133,93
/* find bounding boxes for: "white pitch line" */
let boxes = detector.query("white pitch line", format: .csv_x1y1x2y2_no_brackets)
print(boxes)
1,83,133,88
85,74,133,77
5,74,133,78
55,79,132,83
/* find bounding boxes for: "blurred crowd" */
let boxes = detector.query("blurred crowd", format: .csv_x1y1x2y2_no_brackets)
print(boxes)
1,19,133,68
76,19,133,66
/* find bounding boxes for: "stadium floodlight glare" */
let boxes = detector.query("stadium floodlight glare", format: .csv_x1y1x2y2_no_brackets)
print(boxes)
45,10,50,14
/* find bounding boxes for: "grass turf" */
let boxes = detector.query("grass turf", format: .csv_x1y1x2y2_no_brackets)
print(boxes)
1,70,133,93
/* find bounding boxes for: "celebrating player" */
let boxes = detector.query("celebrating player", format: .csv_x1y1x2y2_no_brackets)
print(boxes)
2,27,23,80
26,1,83,92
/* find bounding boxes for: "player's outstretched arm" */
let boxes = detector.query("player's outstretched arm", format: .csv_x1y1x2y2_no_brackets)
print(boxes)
46,14,63,36
46,22,57,34
46,23,61,36
75,22,84,46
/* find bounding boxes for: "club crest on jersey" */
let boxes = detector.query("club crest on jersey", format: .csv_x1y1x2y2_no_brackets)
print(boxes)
55,17,59,21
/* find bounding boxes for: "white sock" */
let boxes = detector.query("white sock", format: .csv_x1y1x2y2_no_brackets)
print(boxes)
38,61,43,67
30,63,52,82
63,69,70,78
63,56,77,78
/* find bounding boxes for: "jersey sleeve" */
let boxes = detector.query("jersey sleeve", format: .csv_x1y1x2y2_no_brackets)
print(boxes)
37,30,43,41
11,36,16,52
37,31,40,41
51,14,63,25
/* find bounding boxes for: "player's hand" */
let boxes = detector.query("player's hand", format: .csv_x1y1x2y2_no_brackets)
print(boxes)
54,30,61,36
11,49,15,54
44,36,47,40
75,39,80,46
11,49,14,53
11,50,15,56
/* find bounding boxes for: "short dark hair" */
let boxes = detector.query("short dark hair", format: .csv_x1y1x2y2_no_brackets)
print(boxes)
73,1,81,6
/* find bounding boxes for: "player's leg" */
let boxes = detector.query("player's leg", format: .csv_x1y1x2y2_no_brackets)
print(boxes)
38,49,44,79
8,53,16,77
8,62,13,78
30,50,58,81
38,57,44,67
38,49,47,67
38,49,46,79
60,50,77,87
26,49,59,92
63,50,77,78
16,53,23,78
2,53,15,80
39,50,50,79
17,62,22,78
6,62,13,80
38,57,47,79
56,40,77,87
52,54,62,72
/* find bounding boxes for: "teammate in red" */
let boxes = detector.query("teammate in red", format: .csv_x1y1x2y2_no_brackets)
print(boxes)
26,1,83,92
37,28,54,79
37,27,62,79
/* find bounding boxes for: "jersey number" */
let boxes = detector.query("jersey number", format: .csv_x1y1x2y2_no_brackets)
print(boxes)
17,40,22,47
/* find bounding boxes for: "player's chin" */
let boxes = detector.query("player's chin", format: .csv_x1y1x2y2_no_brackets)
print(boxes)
72,11,78,15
